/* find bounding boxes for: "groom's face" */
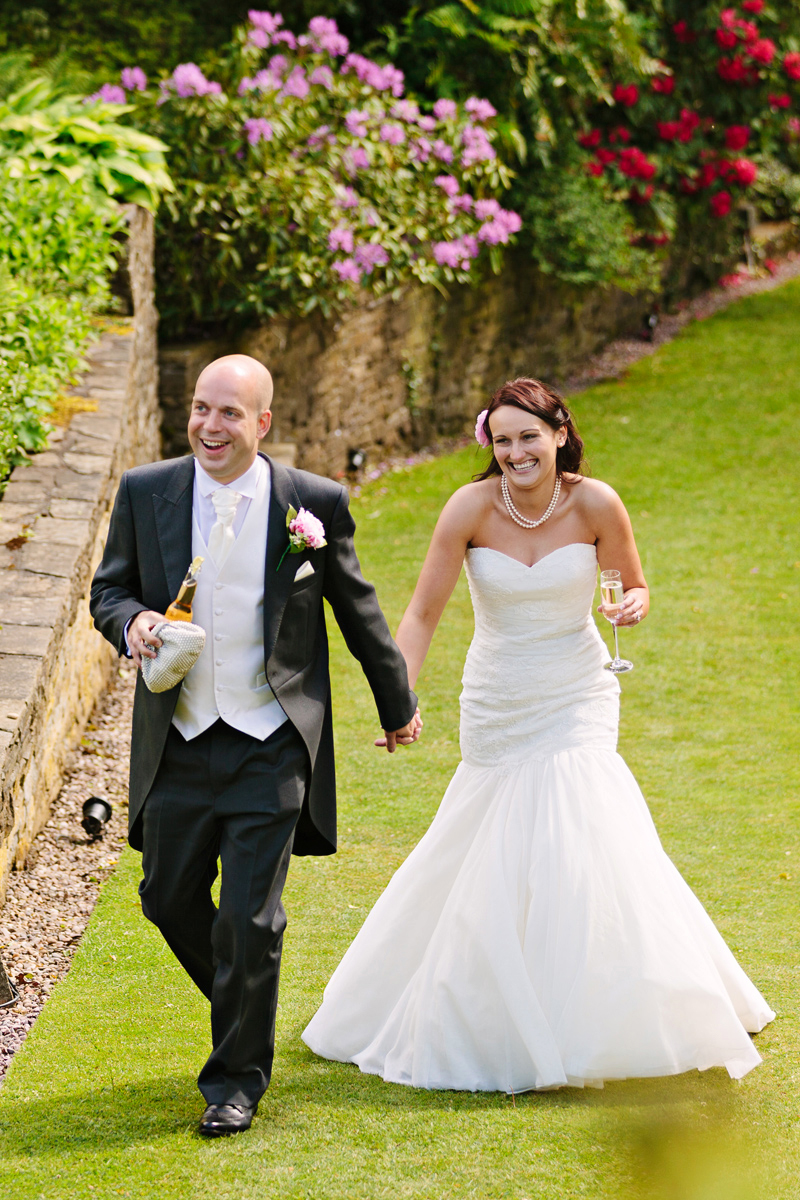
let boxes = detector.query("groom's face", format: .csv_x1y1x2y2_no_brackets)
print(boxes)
188,372,271,484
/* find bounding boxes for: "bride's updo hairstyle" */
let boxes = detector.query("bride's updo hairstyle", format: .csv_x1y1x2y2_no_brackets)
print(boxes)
474,377,585,482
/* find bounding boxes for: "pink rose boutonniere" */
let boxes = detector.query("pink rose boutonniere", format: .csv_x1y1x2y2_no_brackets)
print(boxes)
277,505,327,570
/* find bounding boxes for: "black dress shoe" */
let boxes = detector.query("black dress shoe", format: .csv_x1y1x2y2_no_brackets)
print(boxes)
199,1103,256,1137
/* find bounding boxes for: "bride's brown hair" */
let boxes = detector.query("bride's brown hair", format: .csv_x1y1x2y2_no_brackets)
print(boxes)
474,378,585,481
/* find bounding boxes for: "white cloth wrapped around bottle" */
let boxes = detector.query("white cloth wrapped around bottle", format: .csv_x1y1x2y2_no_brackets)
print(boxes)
141,620,206,694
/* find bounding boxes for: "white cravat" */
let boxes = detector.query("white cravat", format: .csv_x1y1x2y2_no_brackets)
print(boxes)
208,488,242,566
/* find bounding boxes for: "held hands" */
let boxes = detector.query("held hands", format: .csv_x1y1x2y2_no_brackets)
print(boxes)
597,588,647,628
128,610,167,669
374,707,423,753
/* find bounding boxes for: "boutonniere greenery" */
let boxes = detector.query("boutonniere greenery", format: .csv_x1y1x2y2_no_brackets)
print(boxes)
276,506,327,570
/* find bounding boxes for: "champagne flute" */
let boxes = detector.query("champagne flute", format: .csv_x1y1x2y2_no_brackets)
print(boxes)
599,569,633,674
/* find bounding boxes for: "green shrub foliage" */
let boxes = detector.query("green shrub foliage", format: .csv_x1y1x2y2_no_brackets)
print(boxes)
0,170,124,481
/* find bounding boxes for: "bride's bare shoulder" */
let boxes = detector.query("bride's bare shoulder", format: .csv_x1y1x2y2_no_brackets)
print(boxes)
568,476,626,518
437,479,495,532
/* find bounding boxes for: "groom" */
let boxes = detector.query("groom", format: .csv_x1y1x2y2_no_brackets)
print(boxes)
90,354,419,1136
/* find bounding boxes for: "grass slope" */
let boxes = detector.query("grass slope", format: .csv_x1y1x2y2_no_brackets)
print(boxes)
1,283,799,1198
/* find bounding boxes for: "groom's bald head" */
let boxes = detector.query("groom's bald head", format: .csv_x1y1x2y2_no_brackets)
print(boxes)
196,354,273,418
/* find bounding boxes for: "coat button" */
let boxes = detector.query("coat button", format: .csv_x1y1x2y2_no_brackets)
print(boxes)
214,608,223,615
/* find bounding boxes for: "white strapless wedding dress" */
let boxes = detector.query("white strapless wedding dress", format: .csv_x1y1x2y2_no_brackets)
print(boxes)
302,544,774,1091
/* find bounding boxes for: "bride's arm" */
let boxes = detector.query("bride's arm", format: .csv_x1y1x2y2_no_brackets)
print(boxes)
395,487,478,688
587,481,650,627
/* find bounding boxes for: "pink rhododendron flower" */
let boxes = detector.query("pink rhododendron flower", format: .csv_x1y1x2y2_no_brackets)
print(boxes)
272,30,297,48
474,198,500,219
336,187,359,209
328,225,354,253
243,117,273,145
249,10,283,33
307,125,332,147
380,123,405,145
121,67,147,91
89,83,126,104
290,508,326,548
343,54,404,96
345,109,369,137
461,125,495,166
412,137,432,163
308,15,349,56
392,100,419,121
451,193,474,211
344,145,370,172
248,28,270,48
171,63,222,98
310,65,334,89
417,115,436,132
477,209,522,244
332,259,361,283
280,66,309,100
432,139,454,164
354,244,389,272
434,174,460,196
465,97,497,122
433,98,457,121
239,68,282,94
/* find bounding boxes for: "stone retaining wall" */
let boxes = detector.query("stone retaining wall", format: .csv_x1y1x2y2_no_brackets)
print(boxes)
160,254,648,475
0,207,159,903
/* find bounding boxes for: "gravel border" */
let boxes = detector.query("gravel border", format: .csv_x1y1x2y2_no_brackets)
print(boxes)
2,252,798,1085
0,667,134,1083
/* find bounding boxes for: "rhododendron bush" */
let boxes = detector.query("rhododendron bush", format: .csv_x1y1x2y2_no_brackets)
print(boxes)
575,1,800,269
100,12,521,336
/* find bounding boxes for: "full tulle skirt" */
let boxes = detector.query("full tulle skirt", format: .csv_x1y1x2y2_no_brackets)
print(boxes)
302,747,774,1092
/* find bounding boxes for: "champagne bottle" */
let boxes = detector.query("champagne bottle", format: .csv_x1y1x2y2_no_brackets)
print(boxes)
165,556,204,622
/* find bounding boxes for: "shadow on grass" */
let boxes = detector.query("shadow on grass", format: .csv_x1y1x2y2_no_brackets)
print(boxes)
0,1074,200,1157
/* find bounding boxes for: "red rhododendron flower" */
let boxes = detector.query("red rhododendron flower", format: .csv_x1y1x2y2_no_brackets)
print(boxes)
596,148,617,164
748,38,776,65
783,52,800,81
613,84,639,106
718,56,756,84
728,157,758,185
585,160,604,176
618,147,656,180
725,125,750,151
680,176,698,195
736,20,759,44
710,191,732,218
677,109,700,142
609,125,632,143
742,0,764,12
657,121,681,141
764,258,778,274
673,20,696,43
629,184,654,205
577,129,602,148
651,75,675,95
768,93,791,108
716,28,738,50
696,163,717,189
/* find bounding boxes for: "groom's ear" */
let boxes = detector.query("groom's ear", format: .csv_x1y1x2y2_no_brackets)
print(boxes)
258,409,272,440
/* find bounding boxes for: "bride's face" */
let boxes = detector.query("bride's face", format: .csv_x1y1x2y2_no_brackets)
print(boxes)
489,407,564,490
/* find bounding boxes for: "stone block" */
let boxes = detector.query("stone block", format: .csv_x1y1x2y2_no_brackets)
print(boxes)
54,471,104,502
0,625,52,656
49,499,95,521
2,481,48,506
17,540,82,579
0,596,62,627
28,517,92,547
69,413,121,442
0,655,42,699
63,452,112,476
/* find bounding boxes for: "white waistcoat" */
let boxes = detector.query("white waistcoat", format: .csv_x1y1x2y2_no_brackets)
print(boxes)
172,466,288,742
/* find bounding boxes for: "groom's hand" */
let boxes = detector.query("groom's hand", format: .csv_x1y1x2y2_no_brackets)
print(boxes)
375,707,422,753
128,610,167,669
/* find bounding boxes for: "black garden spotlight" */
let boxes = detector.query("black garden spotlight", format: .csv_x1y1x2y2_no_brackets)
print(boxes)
81,796,112,840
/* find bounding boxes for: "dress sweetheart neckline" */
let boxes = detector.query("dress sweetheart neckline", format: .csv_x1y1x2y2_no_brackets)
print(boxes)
467,543,596,571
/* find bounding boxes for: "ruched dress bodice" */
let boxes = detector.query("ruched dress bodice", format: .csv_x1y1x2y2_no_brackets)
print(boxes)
461,545,618,767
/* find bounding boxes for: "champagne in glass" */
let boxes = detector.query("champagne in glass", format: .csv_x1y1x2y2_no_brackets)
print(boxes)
599,569,633,674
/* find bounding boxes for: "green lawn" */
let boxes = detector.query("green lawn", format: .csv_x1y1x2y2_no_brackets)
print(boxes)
1,283,799,1199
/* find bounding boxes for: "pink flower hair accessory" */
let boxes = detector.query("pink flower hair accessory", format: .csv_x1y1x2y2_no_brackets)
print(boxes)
474,409,491,448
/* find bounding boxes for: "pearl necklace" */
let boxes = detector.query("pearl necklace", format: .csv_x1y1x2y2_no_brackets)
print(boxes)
501,472,561,529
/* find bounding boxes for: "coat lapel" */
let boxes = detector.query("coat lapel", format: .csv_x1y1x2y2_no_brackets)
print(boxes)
264,455,302,661
153,456,194,603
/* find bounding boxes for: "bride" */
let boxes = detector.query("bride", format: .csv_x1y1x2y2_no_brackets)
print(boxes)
302,377,774,1092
